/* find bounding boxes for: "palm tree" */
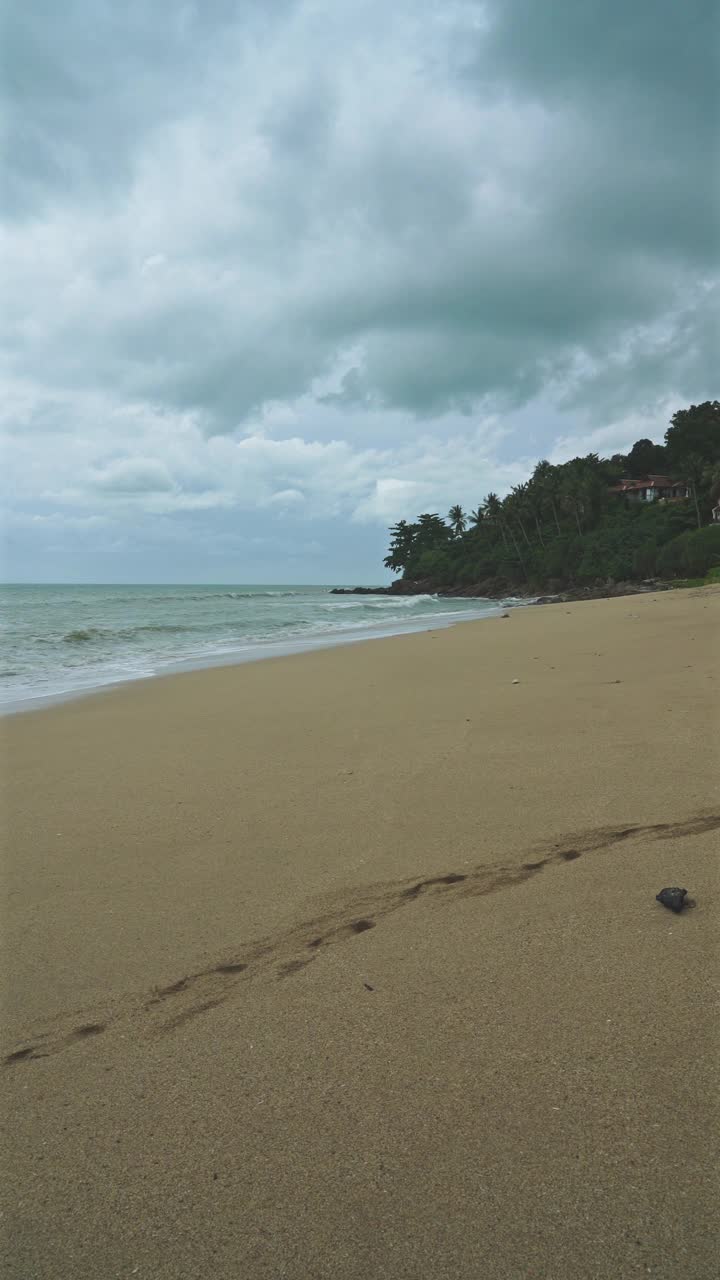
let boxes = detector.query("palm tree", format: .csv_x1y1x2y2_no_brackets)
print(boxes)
559,461,586,536
558,456,606,536
525,485,546,548
685,452,706,528
483,492,528,575
447,504,466,537
469,506,484,529
508,485,534,548
706,462,720,507
532,461,562,537
482,493,508,549
482,492,501,521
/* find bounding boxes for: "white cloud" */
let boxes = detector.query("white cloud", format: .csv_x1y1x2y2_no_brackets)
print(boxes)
264,489,306,509
93,458,175,493
352,479,430,524
1,0,715,580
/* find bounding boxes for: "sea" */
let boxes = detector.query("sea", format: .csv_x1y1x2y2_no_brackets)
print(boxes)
0,584,521,712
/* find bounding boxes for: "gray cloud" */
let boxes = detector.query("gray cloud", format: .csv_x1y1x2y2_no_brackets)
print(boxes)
1,0,279,216
1,0,717,580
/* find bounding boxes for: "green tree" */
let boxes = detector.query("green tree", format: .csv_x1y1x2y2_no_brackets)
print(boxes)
416,513,450,546
383,520,415,574
415,548,453,582
626,438,668,476
665,402,720,467
506,486,533,548
665,402,720,528
657,526,720,578
482,493,508,549
558,456,606,535
383,403,720,593
559,460,586,535
447,504,466,536
513,482,546,548
495,494,528,577
532,460,563,536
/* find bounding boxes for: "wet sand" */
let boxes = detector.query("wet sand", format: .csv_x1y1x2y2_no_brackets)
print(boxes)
1,587,719,1278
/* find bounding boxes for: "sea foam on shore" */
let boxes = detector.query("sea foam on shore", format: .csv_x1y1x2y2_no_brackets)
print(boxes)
0,583,522,709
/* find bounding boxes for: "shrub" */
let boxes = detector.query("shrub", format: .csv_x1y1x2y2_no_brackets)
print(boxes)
657,525,720,578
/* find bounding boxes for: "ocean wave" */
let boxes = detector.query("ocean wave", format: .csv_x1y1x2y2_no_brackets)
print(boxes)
52,599,492,649
52,589,307,608
142,590,305,602
266,606,492,640
63,628,102,643
2,598,517,710
63,623,196,643
324,594,438,610
223,590,303,599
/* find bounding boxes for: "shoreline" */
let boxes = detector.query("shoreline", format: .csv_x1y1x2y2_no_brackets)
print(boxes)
3,578,688,718
0,599,515,717
2,587,718,1279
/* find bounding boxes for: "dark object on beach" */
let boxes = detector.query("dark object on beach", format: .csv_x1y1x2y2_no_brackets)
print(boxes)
351,918,375,934
363,982,374,991
656,887,688,914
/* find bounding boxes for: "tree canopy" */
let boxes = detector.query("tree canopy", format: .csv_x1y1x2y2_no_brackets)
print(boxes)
383,403,720,592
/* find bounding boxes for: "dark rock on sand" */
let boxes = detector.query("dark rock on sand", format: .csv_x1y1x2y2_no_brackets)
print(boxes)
655,887,688,914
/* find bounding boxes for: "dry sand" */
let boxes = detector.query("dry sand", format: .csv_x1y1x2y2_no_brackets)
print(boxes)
1,587,719,1279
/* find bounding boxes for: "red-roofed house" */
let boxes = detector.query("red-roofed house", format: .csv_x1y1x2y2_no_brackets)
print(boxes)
609,475,689,503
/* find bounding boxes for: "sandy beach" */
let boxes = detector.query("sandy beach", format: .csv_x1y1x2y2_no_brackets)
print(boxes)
1,587,718,1279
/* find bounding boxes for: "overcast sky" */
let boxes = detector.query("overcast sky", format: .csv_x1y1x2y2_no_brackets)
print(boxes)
2,0,717,583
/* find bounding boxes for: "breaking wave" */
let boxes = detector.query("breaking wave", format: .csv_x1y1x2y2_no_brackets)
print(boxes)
2,583,518,710
63,623,196,643
324,594,438,610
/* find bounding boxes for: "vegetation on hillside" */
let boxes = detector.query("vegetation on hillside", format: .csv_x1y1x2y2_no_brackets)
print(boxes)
384,402,720,592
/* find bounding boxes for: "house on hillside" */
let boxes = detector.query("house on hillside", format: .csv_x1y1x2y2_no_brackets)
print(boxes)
712,503,720,523
609,475,690,503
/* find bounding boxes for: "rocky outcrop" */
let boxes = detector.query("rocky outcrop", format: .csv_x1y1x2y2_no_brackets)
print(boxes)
387,577,523,599
533,580,671,605
330,577,671,603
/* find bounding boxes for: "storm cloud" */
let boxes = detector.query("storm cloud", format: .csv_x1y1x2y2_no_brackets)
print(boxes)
2,0,717,581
